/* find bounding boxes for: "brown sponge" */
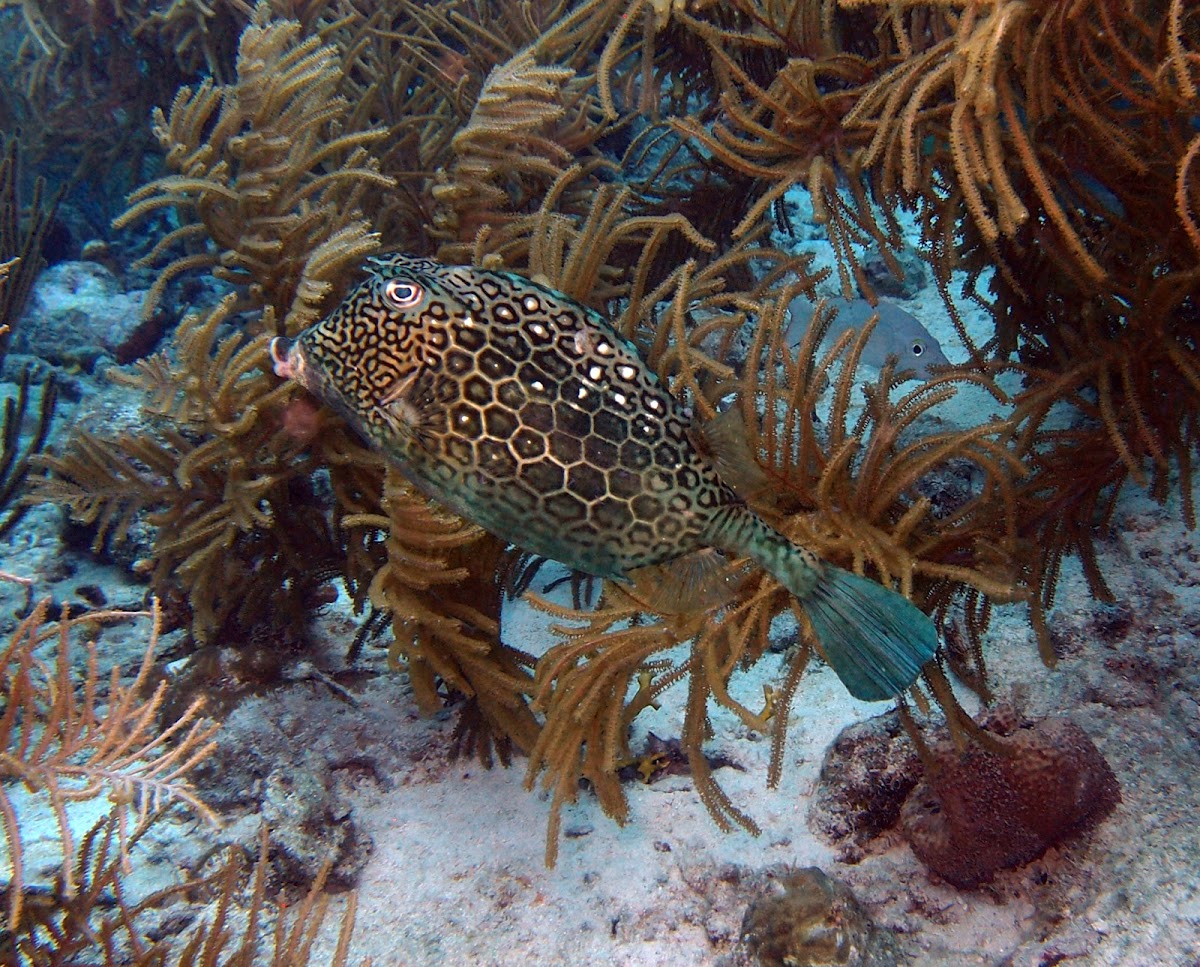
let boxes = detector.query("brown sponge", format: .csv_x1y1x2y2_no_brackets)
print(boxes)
900,717,1120,888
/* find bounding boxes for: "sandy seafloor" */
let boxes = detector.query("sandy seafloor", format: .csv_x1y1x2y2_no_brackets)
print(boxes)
4,198,1200,966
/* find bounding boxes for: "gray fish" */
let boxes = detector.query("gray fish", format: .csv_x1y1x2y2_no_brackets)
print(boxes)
787,296,950,380
271,255,938,700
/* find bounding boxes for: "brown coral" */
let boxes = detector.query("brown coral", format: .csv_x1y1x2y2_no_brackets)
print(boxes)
0,598,218,934
0,138,58,363
113,7,393,326
660,0,1200,644
900,717,1121,888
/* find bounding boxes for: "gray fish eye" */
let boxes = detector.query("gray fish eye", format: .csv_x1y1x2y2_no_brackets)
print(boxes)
911,341,925,356
384,278,423,309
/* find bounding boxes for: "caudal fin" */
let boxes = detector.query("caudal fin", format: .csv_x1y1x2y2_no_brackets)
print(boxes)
713,510,938,701
802,566,938,701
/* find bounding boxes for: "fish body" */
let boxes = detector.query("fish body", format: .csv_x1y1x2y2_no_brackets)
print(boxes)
787,296,950,380
272,255,937,700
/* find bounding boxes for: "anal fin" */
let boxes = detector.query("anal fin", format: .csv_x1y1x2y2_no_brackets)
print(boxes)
624,549,748,615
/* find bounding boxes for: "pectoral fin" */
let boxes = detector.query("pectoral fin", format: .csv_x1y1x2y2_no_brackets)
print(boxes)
376,368,452,452
691,407,778,509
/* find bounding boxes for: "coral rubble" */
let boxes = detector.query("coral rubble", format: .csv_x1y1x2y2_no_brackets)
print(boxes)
741,866,899,966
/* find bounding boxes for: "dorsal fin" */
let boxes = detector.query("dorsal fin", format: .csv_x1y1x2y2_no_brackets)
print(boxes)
692,407,778,509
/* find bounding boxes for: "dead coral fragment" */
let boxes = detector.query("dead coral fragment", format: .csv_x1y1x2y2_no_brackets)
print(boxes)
740,866,898,967
900,717,1120,888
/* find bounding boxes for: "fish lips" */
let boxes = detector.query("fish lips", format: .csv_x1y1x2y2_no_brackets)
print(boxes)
270,335,354,422
270,335,320,394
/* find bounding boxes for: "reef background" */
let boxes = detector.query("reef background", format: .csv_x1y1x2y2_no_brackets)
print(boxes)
4,330,1199,963
1,1,1198,964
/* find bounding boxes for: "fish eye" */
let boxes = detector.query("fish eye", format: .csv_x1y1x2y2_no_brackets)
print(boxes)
911,340,925,356
383,278,423,309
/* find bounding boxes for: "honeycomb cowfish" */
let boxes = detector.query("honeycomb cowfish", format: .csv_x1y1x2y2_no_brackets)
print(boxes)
786,296,950,381
271,255,938,700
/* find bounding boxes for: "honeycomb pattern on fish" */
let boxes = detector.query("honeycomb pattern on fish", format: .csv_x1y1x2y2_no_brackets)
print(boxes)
271,253,940,701
276,253,746,578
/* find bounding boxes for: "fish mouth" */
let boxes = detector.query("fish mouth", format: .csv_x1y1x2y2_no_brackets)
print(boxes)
271,336,305,383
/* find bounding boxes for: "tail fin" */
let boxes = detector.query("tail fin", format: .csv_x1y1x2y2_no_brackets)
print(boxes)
728,514,938,700
801,566,938,701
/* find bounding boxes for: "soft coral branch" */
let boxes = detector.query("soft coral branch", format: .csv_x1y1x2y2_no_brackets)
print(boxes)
0,597,219,931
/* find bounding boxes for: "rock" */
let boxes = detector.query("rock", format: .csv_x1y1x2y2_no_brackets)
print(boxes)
859,244,927,299
262,760,372,890
808,711,921,855
14,260,152,368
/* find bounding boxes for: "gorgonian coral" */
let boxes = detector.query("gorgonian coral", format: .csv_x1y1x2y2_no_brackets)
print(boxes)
32,0,1184,868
